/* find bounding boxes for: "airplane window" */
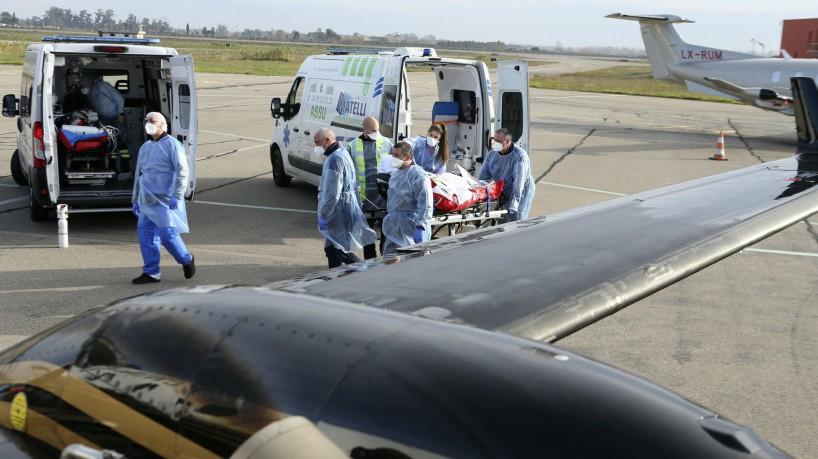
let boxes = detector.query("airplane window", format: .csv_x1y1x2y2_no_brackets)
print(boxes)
794,71,804,77
771,70,781,83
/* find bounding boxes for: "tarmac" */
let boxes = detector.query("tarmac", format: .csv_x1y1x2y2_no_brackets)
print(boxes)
0,61,815,457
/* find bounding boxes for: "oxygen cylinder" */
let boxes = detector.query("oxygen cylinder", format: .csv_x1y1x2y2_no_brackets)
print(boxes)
57,204,69,248
462,146,473,171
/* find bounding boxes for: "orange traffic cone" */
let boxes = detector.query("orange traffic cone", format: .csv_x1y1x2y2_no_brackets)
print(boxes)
710,131,728,161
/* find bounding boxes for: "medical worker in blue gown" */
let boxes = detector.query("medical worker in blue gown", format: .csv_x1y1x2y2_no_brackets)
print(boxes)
478,127,535,222
315,128,377,268
131,112,195,284
409,123,449,175
382,141,434,256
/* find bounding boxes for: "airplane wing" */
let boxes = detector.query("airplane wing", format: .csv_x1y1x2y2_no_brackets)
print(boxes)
703,77,792,104
273,77,818,344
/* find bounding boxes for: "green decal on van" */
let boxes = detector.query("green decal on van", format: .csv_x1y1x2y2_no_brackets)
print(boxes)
310,104,327,120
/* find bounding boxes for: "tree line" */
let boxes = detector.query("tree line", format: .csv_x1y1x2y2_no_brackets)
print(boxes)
1,7,512,53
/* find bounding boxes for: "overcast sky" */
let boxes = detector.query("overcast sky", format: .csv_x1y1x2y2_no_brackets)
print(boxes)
7,1,817,54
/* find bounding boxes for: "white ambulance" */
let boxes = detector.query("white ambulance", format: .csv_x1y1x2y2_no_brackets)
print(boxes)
2,34,197,221
269,47,528,187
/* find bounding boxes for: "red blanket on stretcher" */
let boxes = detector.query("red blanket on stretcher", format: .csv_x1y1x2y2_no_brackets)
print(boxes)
432,179,504,212
58,126,109,152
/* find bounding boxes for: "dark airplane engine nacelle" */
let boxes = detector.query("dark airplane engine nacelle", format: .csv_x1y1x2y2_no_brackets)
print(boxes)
759,88,780,100
0,287,789,459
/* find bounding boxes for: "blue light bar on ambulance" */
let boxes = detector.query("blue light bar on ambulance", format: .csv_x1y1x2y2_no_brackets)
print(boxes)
42,36,160,44
393,47,438,58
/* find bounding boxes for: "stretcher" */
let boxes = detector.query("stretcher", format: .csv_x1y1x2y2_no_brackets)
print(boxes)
57,111,117,184
369,166,508,239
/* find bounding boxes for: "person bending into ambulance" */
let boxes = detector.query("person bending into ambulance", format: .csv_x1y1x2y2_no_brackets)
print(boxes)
316,128,376,268
382,141,433,256
131,112,195,284
478,127,535,222
80,74,128,149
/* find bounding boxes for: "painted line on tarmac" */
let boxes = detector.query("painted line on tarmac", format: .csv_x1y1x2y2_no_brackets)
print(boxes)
537,181,627,196
0,196,27,205
745,248,818,258
196,143,267,161
195,200,315,214
199,129,269,143
0,285,102,294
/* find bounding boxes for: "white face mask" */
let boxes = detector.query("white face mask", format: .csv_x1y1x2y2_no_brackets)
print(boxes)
491,140,504,152
426,136,439,148
388,156,407,169
145,123,158,136
80,86,90,95
366,131,380,140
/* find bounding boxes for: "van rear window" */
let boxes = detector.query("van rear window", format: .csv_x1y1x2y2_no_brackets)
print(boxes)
452,90,476,123
99,71,129,94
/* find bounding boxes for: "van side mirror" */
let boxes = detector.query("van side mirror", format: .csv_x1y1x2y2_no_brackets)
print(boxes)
2,94,19,117
271,97,281,119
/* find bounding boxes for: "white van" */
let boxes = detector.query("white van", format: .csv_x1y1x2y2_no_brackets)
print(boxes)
2,34,197,221
269,47,528,187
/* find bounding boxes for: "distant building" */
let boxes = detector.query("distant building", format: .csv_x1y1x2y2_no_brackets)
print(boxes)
780,18,818,58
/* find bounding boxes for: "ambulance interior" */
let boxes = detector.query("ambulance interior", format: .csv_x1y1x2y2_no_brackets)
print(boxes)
50,54,175,190
393,62,489,173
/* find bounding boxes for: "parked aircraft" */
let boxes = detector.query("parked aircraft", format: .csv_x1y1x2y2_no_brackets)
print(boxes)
2,77,817,457
607,13,818,115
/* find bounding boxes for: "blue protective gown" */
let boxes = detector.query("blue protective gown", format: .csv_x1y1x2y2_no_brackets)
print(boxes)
478,144,535,221
410,135,446,174
87,80,125,120
132,134,192,276
318,144,377,252
382,164,433,255
87,80,127,147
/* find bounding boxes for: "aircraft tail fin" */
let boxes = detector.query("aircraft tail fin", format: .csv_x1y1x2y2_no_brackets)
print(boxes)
606,13,758,82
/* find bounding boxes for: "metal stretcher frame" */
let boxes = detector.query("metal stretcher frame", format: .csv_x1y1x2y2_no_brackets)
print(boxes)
363,202,507,239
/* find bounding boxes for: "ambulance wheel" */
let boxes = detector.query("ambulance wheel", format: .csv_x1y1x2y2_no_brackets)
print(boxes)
11,150,27,186
271,146,291,187
29,187,49,222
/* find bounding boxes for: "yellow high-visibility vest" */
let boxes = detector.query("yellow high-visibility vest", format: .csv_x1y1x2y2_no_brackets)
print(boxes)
351,137,390,202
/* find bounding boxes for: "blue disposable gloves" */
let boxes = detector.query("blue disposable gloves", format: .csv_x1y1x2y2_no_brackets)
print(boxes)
132,202,140,217
168,196,179,210
318,218,328,231
508,208,517,216
413,226,424,244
